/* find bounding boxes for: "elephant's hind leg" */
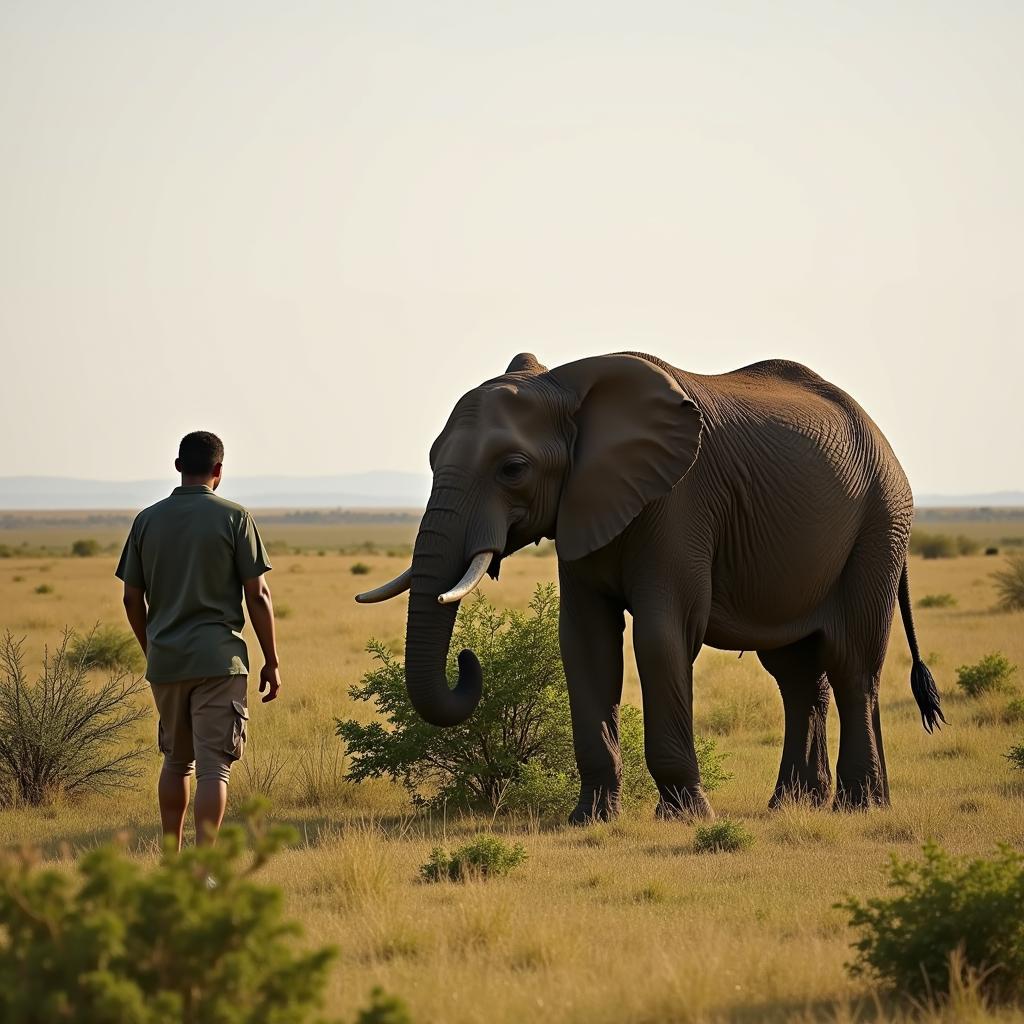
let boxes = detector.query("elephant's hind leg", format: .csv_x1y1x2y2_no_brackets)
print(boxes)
827,670,889,809
824,540,900,810
757,636,832,808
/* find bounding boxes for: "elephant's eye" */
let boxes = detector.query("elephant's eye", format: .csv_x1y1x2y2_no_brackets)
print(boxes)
499,458,529,483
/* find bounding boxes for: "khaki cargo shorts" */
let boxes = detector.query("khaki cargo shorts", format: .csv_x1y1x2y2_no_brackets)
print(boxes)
151,675,248,784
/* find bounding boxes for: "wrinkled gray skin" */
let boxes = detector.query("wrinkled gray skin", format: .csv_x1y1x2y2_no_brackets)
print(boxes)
373,352,943,823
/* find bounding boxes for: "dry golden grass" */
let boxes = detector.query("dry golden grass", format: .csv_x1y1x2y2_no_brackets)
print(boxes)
1,538,1023,1022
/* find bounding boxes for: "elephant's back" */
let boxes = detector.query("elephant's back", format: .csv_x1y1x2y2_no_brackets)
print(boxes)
624,351,913,513
670,358,912,638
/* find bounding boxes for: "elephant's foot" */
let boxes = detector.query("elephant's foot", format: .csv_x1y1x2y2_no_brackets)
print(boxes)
655,783,714,821
832,774,889,811
568,783,621,826
769,766,832,809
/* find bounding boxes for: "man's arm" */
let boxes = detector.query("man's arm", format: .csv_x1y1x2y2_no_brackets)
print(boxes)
122,583,148,654
243,574,281,703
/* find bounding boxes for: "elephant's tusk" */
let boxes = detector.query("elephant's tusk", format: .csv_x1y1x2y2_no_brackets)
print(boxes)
354,567,413,604
437,552,494,605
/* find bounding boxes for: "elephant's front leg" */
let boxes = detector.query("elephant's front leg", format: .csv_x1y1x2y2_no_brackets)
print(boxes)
632,598,714,820
559,573,626,825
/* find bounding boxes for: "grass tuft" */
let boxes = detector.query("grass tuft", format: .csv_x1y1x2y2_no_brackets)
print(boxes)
693,819,753,854
420,835,527,883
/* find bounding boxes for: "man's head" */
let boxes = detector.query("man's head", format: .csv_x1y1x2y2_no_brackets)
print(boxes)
175,431,224,489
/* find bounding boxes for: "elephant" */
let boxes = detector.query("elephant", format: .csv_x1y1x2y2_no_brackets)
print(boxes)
355,351,944,823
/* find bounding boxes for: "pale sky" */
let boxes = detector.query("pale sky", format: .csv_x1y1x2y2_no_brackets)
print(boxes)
1,1,1021,494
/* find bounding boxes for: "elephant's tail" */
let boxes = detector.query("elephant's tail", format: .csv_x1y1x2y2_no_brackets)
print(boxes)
898,561,946,734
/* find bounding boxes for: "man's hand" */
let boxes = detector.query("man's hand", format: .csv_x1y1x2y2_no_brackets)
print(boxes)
259,663,282,703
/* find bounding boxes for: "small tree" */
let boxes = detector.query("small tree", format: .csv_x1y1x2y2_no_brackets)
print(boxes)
992,553,1024,612
839,842,1024,1003
0,630,149,806
338,585,575,810
71,538,100,557
0,800,343,1023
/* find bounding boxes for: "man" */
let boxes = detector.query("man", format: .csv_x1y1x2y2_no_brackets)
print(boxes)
117,431,281,849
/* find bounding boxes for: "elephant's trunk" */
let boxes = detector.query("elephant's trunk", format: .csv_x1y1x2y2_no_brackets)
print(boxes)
404,587,482,727
402,482,501,728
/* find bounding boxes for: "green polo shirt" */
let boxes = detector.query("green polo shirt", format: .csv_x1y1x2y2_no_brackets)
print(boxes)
115,485,272,684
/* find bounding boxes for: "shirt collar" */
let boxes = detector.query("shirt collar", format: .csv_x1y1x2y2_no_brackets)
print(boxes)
172,484,214,495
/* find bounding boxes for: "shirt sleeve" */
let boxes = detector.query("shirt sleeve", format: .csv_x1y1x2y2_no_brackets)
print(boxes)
114,521,146,588
235,512,273,581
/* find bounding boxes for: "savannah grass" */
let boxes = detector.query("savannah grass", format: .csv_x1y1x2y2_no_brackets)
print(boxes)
0,537,1021,1022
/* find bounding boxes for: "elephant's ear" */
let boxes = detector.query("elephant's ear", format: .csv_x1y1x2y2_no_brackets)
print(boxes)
506,352,548,374
550,354,703,561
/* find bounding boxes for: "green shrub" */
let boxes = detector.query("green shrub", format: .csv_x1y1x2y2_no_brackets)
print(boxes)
838,842,1024,1003
956,535,980,556
338,585,729,813
0,631,148,806
956,653,1017,697
356,988,413,1024
910,531,958,559
917,593,957,609
68,623,144,673
0,800,342,1023
34,583,53,595
1004,697,1024,725
420,834,527,882
70,538,100,557
350,562,372,575
985,546,1000,556
503,759,576,816
338,585,575,810
992,553,1024,612
11,575,24,583
694,819,753,854
275,602,293,620
620,704,730,805
1007,741,1024,772
908,532,980,559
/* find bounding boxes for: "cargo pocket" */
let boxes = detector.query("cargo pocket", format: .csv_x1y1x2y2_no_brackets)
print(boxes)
226,699,249,761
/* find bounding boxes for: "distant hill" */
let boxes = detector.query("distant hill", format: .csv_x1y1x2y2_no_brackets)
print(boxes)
915,492,1024,508
0,473,432,511
0,476,1019,512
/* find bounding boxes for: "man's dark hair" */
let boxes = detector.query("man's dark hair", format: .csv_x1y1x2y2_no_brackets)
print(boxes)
178,431,224,476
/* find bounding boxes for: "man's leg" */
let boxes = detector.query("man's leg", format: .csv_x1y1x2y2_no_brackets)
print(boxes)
151,680,197,852
192,675,248,845
194,778,228,845
158,769,191,849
